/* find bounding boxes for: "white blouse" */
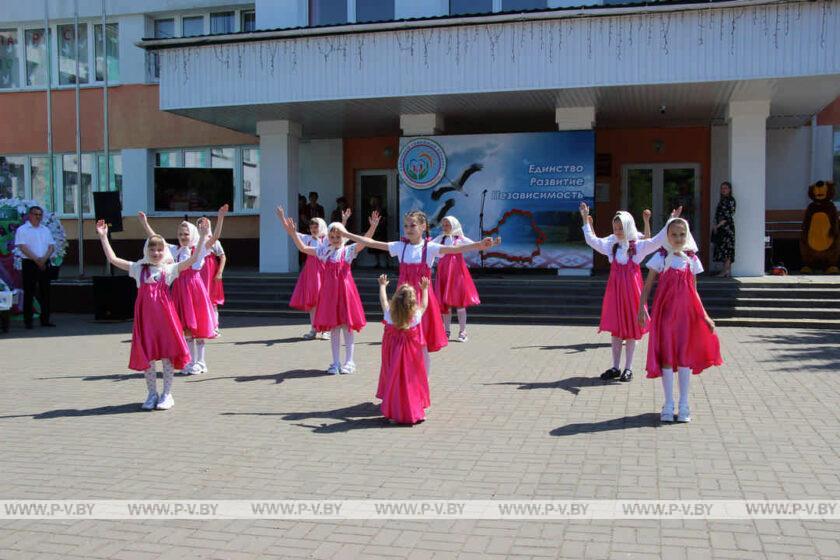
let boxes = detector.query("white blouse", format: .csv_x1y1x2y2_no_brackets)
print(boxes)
384,309,423,328
388,240,443,266
128,261,181,287
168,243,207,271
316,244,358,264
582,223,668,264
646,252,704,275
432,234,475,247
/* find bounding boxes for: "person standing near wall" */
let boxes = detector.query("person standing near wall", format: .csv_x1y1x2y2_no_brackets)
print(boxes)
307,191,325,221
14,206,56,329
712,181,736,278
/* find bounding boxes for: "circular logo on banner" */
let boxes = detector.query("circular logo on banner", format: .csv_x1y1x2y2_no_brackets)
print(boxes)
398,138,447,190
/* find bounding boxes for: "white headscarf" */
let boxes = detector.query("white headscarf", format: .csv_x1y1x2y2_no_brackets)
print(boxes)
310,217,328,239
326,222,349,247
440,215,464,238
661,217,699,267
608,211,642,249
140,236,175,265
178,221,199,247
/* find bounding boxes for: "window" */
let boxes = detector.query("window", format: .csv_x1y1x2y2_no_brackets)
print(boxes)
241,10,256,32
152,19,174,79
0,29,20,89
310,0,348,26
94,23,119,82
0,156,26,199
30,156,56,211
356,0,395,23
210,12,235,34
242,148,260,210
182,16,204,37
58,24,89,85
501,0,547,10
25,28,49,86
184,150,208,168
211,148,235,169
450,0,493,15
155,151,179,167
62,153,94,215
97,154,122,193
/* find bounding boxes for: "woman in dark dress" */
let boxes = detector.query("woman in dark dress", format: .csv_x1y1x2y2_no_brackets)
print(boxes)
712,181,736,277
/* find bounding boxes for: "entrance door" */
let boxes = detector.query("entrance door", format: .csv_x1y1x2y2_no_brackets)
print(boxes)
621,164,701,239
355,168,398,240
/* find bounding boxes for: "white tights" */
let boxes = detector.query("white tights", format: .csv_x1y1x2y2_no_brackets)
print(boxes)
610,337,637,370
330,326,355,365
442,308,468,334
143,359,174,396
187,338,206,365
661,367,691,409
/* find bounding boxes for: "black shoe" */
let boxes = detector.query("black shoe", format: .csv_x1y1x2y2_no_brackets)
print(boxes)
600,367,621,380
619,369,633,382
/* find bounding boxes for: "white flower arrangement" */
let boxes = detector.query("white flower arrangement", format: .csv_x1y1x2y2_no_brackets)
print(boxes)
0,198,68,269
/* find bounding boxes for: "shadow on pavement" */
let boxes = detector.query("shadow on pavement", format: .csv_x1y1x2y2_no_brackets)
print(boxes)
487,375,618,395
221,401,393,432
511,343,611,353
230,337,308,347
550,413,661,436
0,402,143,420
186,369,328,384
750,331,840,371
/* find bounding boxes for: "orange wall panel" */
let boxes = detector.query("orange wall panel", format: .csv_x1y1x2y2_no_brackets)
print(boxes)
817,96,840,126
0,85,256,155
342,135,399,205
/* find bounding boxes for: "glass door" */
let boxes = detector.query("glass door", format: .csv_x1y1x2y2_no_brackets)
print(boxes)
355,169,397,264
622,164,701,239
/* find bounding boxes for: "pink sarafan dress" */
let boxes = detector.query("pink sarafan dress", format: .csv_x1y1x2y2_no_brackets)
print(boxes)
582,223,669,340
391,239,448,353
312,245,366,332
128,264,191,371
644,250,723,379
289,234,325,311
376,310,430,425
433,235,481,314
170,246,218,339
199,241,225,306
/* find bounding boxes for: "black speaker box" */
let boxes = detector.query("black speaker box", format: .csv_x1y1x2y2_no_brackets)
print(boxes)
93,276,137,321
93,191,124,233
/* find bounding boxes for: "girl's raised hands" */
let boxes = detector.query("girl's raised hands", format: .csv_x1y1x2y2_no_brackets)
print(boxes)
218,203,229,216
197,219,211,236
342,207,352,224
369,210,381,229
378,274,389,287
95,219,108,237
419,277,430,290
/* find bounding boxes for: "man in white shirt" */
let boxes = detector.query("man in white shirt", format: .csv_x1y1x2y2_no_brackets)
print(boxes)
14,206,56,329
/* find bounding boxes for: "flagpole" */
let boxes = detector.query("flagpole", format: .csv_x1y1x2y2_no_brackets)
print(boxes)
44,0,53,213
102,0,111,276
74,0,84,277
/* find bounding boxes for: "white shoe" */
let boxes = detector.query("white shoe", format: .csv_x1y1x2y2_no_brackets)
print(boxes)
340,362,356,374
141,392,158,410
677,406,691,423
180,362,195,375
185,362,203,375
326,363,341,375
302,330,317,340
156,393,175,410
196,362,208,374
320,331,331,340
457,331,469,343
660,404,675,423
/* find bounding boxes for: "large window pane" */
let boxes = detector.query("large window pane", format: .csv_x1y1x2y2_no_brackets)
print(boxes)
184,150,208,168
155,150,179,168
0,156,26,199
501,0,546,10
94,23,119,82
97,154,122,193
58,24,89,85
310,0,348,26
211,148,235,169
241,10,256,32
30,156,56,211
25,29,48,86
62,154,94,215
210,12,235,34
152,19,174,79
182,16,204,37
450,0,492,15
242,148,260,210
0,30,20,89
357,0,395,23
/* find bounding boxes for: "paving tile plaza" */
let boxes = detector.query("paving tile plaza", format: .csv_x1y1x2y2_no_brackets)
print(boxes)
1,314,839,559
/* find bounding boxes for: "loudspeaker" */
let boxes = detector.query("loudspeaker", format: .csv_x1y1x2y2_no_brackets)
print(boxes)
93,276,136,321
93,191,124,233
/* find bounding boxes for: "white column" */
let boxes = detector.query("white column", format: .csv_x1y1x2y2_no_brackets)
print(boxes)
726,100,769,277
400,113,444,136
120,149,150,216
258,120,302,273
555,107,595,131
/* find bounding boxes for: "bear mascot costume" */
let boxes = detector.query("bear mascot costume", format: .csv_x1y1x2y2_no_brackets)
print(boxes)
800,180,839,274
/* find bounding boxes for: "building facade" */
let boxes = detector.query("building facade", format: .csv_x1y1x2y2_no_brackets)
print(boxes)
2,0,840,275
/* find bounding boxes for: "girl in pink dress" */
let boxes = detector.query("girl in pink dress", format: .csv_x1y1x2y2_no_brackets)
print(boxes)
638,217,723,423
432,216,482,343
338,211,499,375
289,217,328,340
95,219,209,410
579,203,677,382
199,237,226,330
376,274,430,425
139,206,227,375
278,207,380,374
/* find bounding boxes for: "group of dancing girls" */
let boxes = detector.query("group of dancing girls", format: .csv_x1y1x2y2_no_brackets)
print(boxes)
277,207,500,424
96,205,229,410
580,202,723,423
